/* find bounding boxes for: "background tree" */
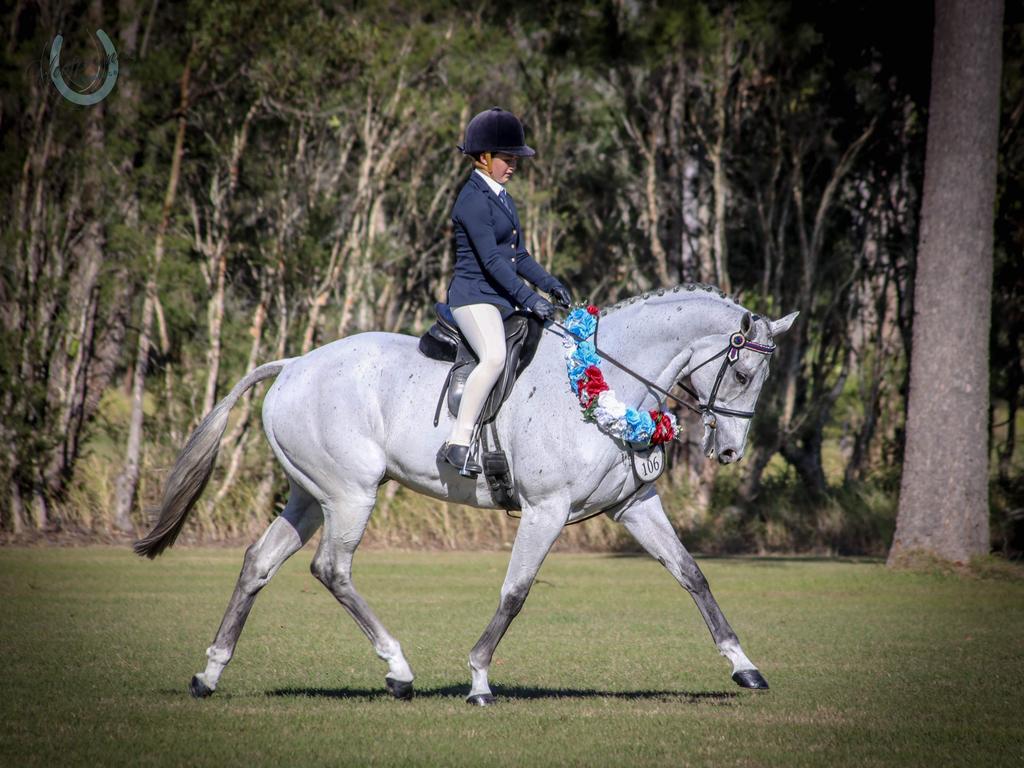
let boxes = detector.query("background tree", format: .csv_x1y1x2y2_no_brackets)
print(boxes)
889,0,1004,565
0,0,1018,555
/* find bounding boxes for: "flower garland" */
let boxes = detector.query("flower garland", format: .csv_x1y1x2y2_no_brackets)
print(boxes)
562,304,678,447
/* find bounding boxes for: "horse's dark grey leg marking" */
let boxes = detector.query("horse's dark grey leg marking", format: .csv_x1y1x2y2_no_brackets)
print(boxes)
467,585,528,702
467,507,566,705
310,491,414,697
191,485,322,697
615,488,768,690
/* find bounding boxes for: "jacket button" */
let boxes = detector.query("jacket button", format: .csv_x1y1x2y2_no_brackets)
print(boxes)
511,257,516,263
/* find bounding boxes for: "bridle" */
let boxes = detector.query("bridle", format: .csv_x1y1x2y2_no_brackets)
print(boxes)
676,331,777,427
552,315,777,434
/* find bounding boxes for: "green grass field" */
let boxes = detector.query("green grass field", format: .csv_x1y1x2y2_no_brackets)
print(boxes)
1,546,1022,767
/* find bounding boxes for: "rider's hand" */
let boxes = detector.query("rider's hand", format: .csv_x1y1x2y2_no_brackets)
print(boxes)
550,283,572,308
530,295,556,321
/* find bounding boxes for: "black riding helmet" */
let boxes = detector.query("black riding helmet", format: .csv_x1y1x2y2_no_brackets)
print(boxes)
458,107,536,157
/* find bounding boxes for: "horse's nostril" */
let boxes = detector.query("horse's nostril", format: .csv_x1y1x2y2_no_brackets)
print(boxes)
720,449,737,462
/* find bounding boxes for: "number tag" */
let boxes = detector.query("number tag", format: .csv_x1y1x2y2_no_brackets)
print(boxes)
631,445,666,483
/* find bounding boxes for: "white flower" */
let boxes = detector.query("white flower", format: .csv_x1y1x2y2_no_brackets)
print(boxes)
596,390,626,418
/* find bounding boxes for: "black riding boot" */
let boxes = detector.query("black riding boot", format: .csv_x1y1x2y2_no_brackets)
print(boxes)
442,442,482,477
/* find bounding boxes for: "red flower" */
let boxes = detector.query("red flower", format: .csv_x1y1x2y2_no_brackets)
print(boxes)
649,410,676,444
586,304,600,316
577,365,609,408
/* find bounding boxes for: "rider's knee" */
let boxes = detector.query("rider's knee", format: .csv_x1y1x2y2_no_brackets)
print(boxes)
479,348,505,376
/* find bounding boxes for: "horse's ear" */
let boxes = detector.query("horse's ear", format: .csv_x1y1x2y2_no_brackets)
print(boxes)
770,311,799,338
740,311,753,337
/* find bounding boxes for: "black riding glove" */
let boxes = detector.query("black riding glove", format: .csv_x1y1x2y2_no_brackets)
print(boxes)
530,295,556,321
550,283,572,308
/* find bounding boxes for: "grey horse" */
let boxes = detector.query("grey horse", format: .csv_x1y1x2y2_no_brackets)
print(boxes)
135,285,797,705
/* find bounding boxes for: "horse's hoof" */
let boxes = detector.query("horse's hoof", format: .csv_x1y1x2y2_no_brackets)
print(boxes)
466,693,496,707
386,677,414,701
189,675,214,699
732,669,770,690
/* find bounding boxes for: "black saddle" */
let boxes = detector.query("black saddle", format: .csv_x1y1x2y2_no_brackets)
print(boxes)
418,302,544,427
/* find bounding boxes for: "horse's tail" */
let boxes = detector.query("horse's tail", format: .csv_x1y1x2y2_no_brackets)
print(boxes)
133,358,294,559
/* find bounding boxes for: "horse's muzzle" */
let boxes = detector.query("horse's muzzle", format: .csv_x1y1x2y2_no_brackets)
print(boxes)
718,448,740,464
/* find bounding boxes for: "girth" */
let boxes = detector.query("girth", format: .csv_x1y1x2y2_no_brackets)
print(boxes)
418,303,543,427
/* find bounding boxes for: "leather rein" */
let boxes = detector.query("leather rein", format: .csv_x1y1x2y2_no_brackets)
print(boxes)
551,313,776,431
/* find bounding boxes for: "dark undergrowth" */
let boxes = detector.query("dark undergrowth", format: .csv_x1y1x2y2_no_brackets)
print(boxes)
5,412,1022,559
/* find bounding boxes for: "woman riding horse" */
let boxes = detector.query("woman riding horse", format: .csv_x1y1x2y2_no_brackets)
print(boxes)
441,107,572,475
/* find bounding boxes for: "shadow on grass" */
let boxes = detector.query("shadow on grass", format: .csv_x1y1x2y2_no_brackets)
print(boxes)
605,552,884,565
268,684,738,703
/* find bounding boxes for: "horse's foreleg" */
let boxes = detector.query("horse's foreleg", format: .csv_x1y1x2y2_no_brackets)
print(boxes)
614,486,769,690
191,485,323,697
467,504,566,706
310,488,414,699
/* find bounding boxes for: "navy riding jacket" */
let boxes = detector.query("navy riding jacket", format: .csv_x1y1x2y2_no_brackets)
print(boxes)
446,171,561,319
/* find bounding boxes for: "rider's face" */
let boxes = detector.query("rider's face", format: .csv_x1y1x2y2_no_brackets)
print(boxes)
488,153,518,184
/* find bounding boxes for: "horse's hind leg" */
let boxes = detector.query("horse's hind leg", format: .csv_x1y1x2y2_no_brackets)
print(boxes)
614,485,769,690
190,484,323,698
310,485,415,699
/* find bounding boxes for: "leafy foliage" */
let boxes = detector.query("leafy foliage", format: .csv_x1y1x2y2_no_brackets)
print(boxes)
0,0,1019,553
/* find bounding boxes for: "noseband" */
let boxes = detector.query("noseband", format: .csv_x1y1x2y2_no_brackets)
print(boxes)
676,331,776,427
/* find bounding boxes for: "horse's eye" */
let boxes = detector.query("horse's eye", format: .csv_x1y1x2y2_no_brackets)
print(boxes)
735,372,749,386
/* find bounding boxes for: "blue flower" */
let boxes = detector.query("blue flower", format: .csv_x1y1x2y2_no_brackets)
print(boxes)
566,339,603,394
567,363,587,392
564,308,597,340
573,341,601,368
624,408,655,444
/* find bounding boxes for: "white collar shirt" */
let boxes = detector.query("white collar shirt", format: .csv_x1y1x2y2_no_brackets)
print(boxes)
475,168,506,197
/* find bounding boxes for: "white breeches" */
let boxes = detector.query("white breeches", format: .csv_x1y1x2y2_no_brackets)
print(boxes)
448,303,507,445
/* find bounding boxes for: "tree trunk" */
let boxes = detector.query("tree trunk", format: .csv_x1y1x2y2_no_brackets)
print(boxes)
201,101,258,416
42,92,104,505
997,360,1018,481
680,154,701,283
213,279,269,503
696,158,715,284
9,482,26,536
737,439,777,503
710,9,733,294
255,258,290,516
111,45,192,531
780,435,828,499
889,0,1003,565
642,130,671,287
202,239,229,415
28,0,142,524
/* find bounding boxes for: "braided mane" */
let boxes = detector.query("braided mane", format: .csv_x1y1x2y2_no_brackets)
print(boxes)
596,283,738,316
